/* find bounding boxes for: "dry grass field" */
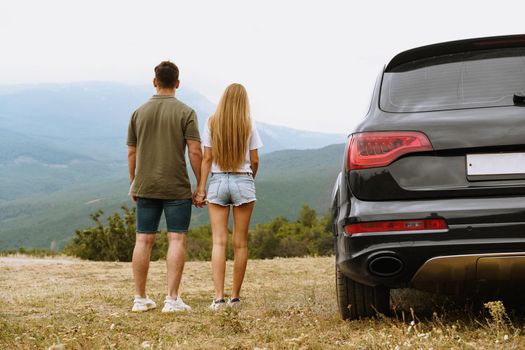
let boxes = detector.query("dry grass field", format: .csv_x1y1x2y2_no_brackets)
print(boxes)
1,255,524,349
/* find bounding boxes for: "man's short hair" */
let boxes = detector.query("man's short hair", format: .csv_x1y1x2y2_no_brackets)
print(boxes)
154,61,179,88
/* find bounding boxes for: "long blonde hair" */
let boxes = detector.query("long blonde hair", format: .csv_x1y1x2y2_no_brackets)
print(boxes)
209,83,252,171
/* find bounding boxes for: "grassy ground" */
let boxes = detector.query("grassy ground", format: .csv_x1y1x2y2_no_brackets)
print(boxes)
1,256,524,349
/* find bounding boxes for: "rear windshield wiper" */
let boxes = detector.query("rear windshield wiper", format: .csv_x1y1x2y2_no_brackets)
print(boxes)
513,93,525,106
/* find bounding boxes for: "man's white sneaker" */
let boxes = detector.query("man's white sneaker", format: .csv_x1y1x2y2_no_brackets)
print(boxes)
131,295,157,312
161,296,192,313
209,298,226,310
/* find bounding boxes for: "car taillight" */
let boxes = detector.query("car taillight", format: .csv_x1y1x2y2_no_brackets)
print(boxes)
344,219,448,236
346,131,432,171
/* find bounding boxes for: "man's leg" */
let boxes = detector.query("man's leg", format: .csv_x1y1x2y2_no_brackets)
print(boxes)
166,232,187,298
163,199,192,302
132,233,157,297
133,198,162,298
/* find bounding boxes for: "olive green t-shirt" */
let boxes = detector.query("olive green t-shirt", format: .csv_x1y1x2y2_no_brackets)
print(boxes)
127,95,201,199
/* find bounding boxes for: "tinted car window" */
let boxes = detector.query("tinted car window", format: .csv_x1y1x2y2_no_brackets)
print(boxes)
381,48,525,112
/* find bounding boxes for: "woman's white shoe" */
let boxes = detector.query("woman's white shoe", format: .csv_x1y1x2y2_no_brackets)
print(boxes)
209,299,226,310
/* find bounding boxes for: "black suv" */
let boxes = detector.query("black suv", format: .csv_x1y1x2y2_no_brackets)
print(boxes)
331,35,525,320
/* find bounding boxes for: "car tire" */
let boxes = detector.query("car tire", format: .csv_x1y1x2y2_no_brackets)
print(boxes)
336,263,390,320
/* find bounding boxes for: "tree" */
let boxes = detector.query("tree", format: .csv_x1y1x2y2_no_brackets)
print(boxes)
298,204,317,228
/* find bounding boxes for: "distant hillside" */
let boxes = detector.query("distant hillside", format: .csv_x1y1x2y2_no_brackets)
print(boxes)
0,128,120,202
0,144,346,250
0,128,91,164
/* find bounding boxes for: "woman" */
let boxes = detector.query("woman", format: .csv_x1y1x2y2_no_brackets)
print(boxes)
195,83,263,309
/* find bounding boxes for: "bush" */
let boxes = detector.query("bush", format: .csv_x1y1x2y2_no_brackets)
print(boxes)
65,204,334,261
249,208,333,259
64,207,137,261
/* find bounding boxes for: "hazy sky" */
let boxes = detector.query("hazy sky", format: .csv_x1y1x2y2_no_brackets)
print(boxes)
1,0,523,133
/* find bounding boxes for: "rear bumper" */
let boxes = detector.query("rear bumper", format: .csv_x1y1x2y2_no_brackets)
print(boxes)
411,252,525,294
335,195,525,292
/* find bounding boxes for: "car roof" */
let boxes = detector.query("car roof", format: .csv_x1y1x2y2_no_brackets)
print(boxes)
385,34,525,72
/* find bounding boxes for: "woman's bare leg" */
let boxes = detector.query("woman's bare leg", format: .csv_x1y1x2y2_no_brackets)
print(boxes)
209,203,230,300
231,201,255,299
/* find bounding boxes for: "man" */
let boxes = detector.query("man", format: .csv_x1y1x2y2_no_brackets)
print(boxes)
127,61,203,313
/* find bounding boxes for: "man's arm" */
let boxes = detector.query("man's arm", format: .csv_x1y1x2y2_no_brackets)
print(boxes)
128,146,136,183
187,139,203,186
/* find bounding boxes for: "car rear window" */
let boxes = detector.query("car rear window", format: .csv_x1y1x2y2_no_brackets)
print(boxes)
380,48,525,112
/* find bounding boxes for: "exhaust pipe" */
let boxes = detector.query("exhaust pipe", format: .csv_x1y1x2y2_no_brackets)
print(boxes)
368,255,404,277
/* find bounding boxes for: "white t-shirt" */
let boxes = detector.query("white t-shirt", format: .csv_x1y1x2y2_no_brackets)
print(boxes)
201,118,263,173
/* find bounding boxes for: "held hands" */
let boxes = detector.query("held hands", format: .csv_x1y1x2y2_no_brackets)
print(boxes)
193,189,207,208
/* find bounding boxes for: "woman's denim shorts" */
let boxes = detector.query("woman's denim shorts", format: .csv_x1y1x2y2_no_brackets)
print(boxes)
207,173,256,207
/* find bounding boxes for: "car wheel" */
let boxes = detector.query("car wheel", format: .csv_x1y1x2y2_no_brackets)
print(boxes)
336,263,390,320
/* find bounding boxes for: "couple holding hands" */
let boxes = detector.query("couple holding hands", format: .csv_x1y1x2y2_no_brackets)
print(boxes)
127,61,262,313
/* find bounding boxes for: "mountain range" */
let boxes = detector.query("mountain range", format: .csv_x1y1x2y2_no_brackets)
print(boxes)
0,82,348,250
0,82,345,157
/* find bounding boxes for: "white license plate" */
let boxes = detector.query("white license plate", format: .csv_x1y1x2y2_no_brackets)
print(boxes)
466,152,525,176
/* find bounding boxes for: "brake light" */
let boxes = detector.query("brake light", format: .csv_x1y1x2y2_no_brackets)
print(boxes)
344,219,448,236
346,131,432,171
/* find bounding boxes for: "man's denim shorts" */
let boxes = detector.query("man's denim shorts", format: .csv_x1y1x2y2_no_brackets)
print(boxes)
136,198,192,233
207,173,256,207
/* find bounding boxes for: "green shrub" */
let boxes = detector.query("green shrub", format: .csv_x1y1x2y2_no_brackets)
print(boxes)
64,207,136,261
65,204,334,261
